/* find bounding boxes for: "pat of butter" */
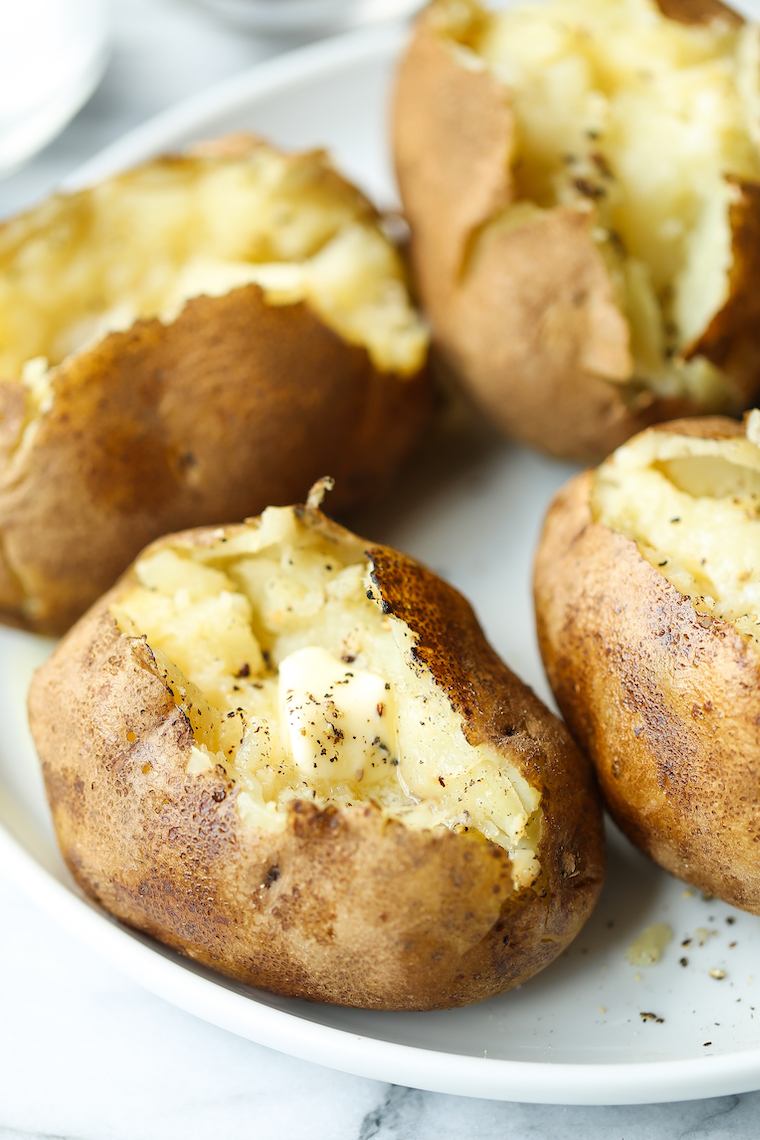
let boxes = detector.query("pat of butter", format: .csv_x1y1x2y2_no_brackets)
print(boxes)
279,646,395,783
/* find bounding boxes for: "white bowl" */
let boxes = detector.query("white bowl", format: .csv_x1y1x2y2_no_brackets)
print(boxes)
0,0,110,176
191,0,425,36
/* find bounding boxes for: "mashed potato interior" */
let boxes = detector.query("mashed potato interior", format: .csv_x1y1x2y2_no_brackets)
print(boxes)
0,142,427,382
592,410,760,643
456,0,760,402
111,506,541,888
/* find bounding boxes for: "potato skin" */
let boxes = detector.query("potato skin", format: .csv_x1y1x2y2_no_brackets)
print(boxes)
688,178,760,387
534,417,760,912
29,510,605,1010
657,0,741,23
0,139,432,637
0,283,430,636
393,0,760,463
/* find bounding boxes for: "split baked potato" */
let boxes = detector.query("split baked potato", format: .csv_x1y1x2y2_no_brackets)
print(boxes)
394,0,760,461
29,490,605,1009
535,413,760,913
0,135,430,636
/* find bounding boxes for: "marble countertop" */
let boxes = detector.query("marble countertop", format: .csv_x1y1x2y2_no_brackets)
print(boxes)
2,2,760,1136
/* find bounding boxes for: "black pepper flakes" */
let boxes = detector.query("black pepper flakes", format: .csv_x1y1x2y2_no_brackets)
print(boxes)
573,176,605,199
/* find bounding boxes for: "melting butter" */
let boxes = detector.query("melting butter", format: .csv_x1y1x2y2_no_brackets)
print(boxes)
279,646,395,784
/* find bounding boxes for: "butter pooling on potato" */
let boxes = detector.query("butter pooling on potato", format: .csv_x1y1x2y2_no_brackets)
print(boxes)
111,498,541,886
0,136,431,636
30,494,605,1009
534,413,760,912
394,0,760,460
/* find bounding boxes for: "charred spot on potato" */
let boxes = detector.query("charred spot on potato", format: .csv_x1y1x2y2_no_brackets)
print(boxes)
263,865,281,887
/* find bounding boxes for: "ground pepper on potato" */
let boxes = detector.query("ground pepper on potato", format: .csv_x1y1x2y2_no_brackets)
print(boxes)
28,492,605,1010
394,0,760,462
0,134,431,636
535,413,760,913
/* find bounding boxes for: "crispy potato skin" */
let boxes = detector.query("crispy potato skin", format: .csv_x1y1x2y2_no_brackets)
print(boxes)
534,417,760,912
29,511,604,1010
0,285,430,636
393,0,759,463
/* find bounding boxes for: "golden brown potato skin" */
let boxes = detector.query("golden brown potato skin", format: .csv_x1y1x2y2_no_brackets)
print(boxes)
0,284,430,636
29,510,605,1010
657,0,741,24
534,417,760,913
393,0,760,463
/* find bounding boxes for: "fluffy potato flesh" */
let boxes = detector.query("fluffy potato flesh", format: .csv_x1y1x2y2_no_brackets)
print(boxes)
593,412,760,642
0,139,427,386
446,0,760,404
111,504,542,887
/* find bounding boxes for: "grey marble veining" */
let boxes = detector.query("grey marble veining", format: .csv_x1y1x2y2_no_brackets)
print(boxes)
3,3,760,1137
0,1132,84,1140
354,1087,755,1140
2,868,760,1140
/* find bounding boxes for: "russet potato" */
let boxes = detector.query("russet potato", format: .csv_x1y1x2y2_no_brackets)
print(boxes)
29,492,605,1009
394,0,760,461
0,135,430,635
535,413,760,912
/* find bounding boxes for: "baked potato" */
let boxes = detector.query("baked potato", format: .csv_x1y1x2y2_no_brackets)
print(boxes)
29,488,605,1010
0,135,430,636
534,413,760,912
394,0,760,462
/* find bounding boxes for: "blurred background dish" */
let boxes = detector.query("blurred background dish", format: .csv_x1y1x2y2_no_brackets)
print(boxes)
0,0,110,177
190,0,426,36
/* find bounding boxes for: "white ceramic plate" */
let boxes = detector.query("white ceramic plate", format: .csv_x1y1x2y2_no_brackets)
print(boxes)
3,26,760,1107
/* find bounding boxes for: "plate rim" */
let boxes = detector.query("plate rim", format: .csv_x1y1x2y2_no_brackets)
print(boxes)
62,23,406,192
5,23,760,1105
5,811,760,1106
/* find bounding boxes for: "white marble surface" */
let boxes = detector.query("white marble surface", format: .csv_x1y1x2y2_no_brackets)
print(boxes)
3,1,760,1136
